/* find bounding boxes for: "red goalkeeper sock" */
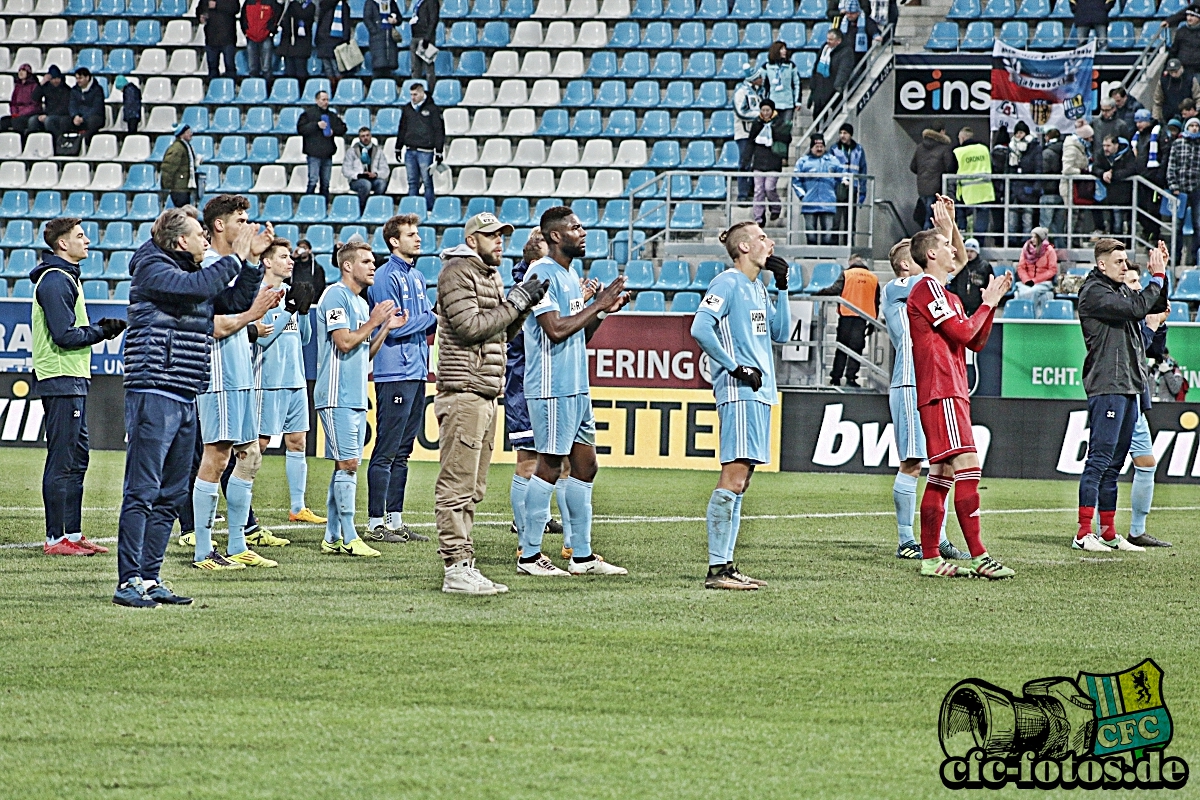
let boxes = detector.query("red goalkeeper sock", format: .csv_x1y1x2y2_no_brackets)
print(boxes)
953,468,985,558
1099,509,1117,540
1077,506,1094,539
920,474,953,559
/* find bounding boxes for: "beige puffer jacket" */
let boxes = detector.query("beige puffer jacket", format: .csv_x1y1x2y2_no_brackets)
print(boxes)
435,244,525,399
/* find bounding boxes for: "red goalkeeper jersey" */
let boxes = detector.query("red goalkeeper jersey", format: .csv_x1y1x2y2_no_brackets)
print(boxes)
905,273,997,406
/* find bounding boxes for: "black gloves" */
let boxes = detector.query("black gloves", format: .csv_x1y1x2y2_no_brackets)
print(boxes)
435,151,444,164
508,276,550,313
765,255,790,291
98,318,126,340
246,324,259,344
730,365,763,391
286,282,315,315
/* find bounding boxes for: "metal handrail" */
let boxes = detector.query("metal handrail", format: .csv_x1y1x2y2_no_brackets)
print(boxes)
798,24,895,147
1121,22,1170,89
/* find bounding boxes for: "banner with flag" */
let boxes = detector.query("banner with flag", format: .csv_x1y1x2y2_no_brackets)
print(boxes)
990,40,1095,135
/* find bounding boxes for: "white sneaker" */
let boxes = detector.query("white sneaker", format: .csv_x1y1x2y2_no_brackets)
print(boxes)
443,559,508,595
1072,533,1111,552
567,555,628,576
1110,535,1145,552
516,554,570,576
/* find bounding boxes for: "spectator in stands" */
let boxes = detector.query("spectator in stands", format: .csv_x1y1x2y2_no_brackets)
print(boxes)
808,29,853,118
116,76,141,134
277,0,316,80
1182,97,1199,121
832,122,867,239
409,0,440,89
751,43,801,125
0,64,39,136
748,100,791,226
817,254,878,388
1015,226,1058,314
161,124,200,210
1094,98,1130,144
343,127,390,215
291,238,327,302
989,127,1011,243
948,237,992,316
315,0,353,81
953,126,994,238
199,0,241,79
1094,134,1137,238
1061,122,1096,234
399,81,445,213
1110,86,1144,129
1132,109,1169,240
1070,0,1113,50
865,0,898,30
241,0,280,82
1170,6,1200,71
66,67,104,141
363,0,401,79
1153,59,1200,122
1167,117,1200,265
297,91,347,197
1041,128,1065,235
831,0,881,63
1009,121,1043,236
910,122,956,229
793,133,844,244
732,75,766,202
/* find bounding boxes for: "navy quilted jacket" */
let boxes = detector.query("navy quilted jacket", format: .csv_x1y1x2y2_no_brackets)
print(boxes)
124,240,263,399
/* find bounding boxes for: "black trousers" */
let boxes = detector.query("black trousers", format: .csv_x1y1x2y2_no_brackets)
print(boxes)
831,315,868,384
42,394,89,540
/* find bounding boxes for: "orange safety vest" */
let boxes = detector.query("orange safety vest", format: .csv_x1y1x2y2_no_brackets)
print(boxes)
839,267,878,318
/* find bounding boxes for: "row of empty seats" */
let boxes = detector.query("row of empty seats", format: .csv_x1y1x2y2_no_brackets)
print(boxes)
947,0,1181,20
927,18,1162,50
440,19,803,51
0,0,186,17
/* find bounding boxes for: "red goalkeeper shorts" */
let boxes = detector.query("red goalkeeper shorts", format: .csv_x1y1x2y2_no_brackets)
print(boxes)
919,396,976,464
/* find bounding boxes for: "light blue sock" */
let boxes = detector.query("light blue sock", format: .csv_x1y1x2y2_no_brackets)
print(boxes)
285,451,307,514
726,492,744,563
522,475,554,558
893,472,918,546
1130,465,1156,536
707,488,736,566
555,477,574,550
224,475,253,556
510,474,528,538
563,477,593,559
333,470,358,543
192,479,220,561
325,471,339,544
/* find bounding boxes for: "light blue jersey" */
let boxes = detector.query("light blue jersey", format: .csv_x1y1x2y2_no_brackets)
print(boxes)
691,269,790,406
523,257,589,400
201,248,254,392
315,281,371,410
254,286,312,390
882,276,916,389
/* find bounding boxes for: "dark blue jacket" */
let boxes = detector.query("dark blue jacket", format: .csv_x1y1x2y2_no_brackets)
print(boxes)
68,80,105,122
124,240,262,399
30,254,106,396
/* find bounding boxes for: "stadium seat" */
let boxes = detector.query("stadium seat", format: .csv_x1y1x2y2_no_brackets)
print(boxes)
479,20,510,47
512,138,546,166
585,51,617,78
1171,269,1200,300
453,167,488,195
210,107,240,134
1000,20,1029,47
519,168,555,195
624,260,655,289
104,250,132,279
561,79,594,106
654,259,691,290
503,228,532,257
682,51,715,78
294,195,326,223
664,0,695,14
1014,0,1048,16
689,260,721,289
202,78,235,105
1107,20,1136,49
637,110,670,138
740,21,772,48
97,19,130,46
211,135,247,163
62,190,92,218
981,0,1015,15
305,224,334,253
631,0,662,16
329,195,361,224
131,19,161,45
1039,299,1075,320
613,141,648,167
342,108,370,132
91,192,126,220
632,291,665,312
609,21,640,48
68,19,98,44
360,196,393,224
670,202,704,228
804,22,831,48
616,51,650,79
670,291,700,312
601,109,636,137
568,109,602,137
680,141,715,169
222,165,253,193
1029,21,1062,48
236,77,267,104
628,81,660,107
121,163,158,193
804,261,841,293
1003,299,1035,318
595,80,627,107
948,0,981,16
536,108,569,136
0,220,33,249
579,139,613,166
706,21,738,48
1158,0,1186,15
261,194,293,223
961,21,995,49
129,193,160,221
499,197,530,226
646,141,681,168
427,197,462,226
29,190,61,219
582,228,608,258
926,21,960,50
75,252,104,279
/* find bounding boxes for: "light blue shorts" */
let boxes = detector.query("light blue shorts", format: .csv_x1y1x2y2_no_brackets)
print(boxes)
259,387,310,436
198,389,258,445
528,394,596,455
1130,411,1152,459
718,399,772,465
889,385,927,462
319,407,367,461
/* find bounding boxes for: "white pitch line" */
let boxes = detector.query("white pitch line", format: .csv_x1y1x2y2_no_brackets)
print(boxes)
3,505,1195,551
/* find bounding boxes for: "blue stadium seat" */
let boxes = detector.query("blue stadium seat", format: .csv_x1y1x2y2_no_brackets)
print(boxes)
804,21,830,48
160,0,185,13
262,195,293,222
62,191,93,219
706,21,739,48
69,20,99,44
536,108,569,136
1107,20,1136,48
101,49,135,75
655,260,691,290
1171,269,1200,300
1029,21,1061,48
361,79,397,107
91,192,125,220
636,110,670,137
428,197,462,225
106,251,132,279
650,52,683,79
571,199,599,228
792,51,817,79
662,81,694,108
796,0,825,16
470,0,501,16
690,174,724,199
671,202,704,228
211,136,247,163
373,107,401,136
112,281,131,300
329,196,361,224
222,165,253,193
671,291,700,312
597,199,630,228
634,200,668,229
611,229,646,262
617,52,650,78
714,53,749,80
762,0,792,16
294,196,327,224
441,0,469,16
480,20,510,46
80,221,100,245
333,79,365,106
0,220,33,249
454,50,486,77
268,78,300,104
981,0,1014,16
1119,0,1152,14
562,80,595,106
67,0,93,12
1014,0,1048,16
11,278,34,298
1135,20,1160,46
715,141,740,168
210,107,240,134
667,110,704,138
673,20,707,48
122,164,158,192
503,228,532,257
343,108,370,132
129,0,157,15
1168,303,1191,322
682,51,716,79
628,81,660,107
584,229,609,258
131,20,161,45
1039,299,1075,320
75,48,104,74
98,20,130,46
204,79,236,104
237,78,267,104
695,81,726,108
391,196,423,223
779,21,807,49
631,0,663,16
961,21,995,49
804,261,842,293
338,225,368,245
600,80,634,107
926,22,960,49
1157,0,1186,15
498,198,529,227
273,224,299,246
532,199,563,225
1003,299,1035,318
741,21,772,48
432,79,462,107
731,0,760,14
665,0,694,15
601,109,636,137
568,109,602,137
639,21,673,48
133,222,153,248
680,141,715,168
415,255,441,284
4,250,34,278
624,260,655,289
299,78,331,104
633,291,665,312
129,193,160,221
81,281,108,300
306,224,334,253
240,107,272,134
588,259,619,284
78,253,105,279
695,0,723,16
180,106,209,133
360,196,394,224
585,51,617,78
948,0,981,17
646,141,681,168
1049,0,1072,15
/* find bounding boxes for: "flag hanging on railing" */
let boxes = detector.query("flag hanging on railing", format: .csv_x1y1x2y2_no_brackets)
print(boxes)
989,40,1095,136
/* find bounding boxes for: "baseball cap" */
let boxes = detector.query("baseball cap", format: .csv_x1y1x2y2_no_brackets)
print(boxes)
464,212,514,237
1168,58,1184,71
963,237,980,251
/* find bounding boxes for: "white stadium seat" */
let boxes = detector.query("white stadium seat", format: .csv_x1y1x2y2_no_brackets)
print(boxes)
56,161,90,190
553,51,584,77
33,0,65,14
329,167,350,195
384,165,409,195
0,131,19,159
382,137,399,164
528,79,560,106
488,167,523,196
6,0,34,11
250,165,286,193
532,0,565,16
518,51,551,78
477,137,512,166
589,169,624,198
12,46,42,71
285,164,308,192
445,137,478,166
520,168,556,196
172,77,204,104
565,0,597,15
0,46,10,71
6,18,36,44
545,139,579,168
452,166,487,195
510,21,543,48
544,21,577,48
21,131,52,159
442,107,469,136
42,45,70,72
613,140,649,167
0,160,26,187
575,21,608,48
502,108,536,136
116,134,150,162
597,0,630,16
134,48,168,75
468,107,501,136
167,49,200,75
24,160,57,188
88,162,122,190
162,20,192,45
494,79,527,107
510,138,545,167
34,18,65,44
485,50,518,77
461,78,495,106
144,105,177,133
579,139,614,167
280,136,305,164
85,135,119,161
142,76,173,103
556,168,589,197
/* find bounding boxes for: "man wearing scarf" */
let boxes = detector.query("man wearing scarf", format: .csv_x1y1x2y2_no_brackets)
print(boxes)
363,0,401,78
1167,116,1200,265
830,0,881,64
1132,109,1170,241
807,28,853,114
1093,134,1137,239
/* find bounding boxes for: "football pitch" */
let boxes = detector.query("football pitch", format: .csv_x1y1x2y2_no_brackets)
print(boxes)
0,449,1197,799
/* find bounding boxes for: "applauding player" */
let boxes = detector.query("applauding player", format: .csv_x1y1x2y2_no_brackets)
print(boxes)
689,222,790,590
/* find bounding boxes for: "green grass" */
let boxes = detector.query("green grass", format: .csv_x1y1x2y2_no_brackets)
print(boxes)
0,450,1198,799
